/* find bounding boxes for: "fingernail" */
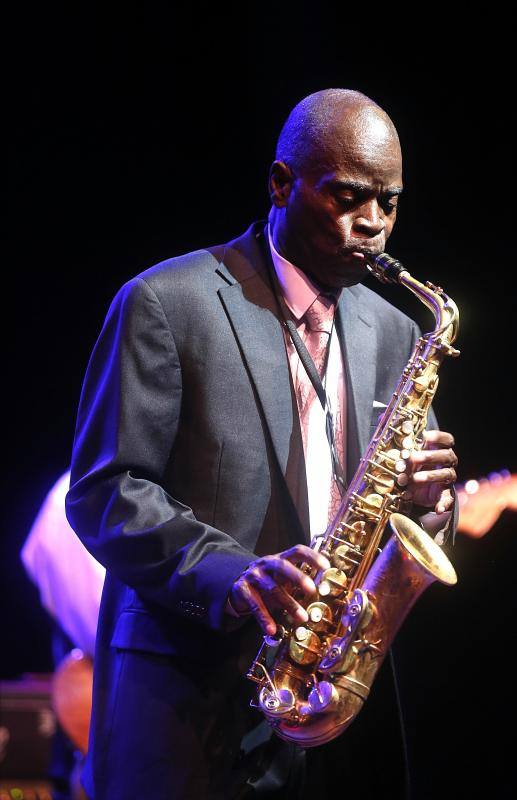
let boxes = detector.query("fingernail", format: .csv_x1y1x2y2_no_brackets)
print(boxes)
297,608,309,622
321,558,331,570
304,578,316,593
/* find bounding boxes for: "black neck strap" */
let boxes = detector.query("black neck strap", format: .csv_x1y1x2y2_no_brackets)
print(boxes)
284,317,330,411
260,228,346,493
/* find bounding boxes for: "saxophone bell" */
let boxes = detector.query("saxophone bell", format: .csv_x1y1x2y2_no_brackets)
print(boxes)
389,513,457,587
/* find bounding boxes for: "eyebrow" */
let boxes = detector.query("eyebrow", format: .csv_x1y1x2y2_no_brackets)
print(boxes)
331,180,404,195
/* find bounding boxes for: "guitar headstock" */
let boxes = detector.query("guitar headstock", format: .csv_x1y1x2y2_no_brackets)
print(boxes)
457,470,517,538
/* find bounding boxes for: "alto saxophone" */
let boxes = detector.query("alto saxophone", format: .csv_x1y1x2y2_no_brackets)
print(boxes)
247,252,460,746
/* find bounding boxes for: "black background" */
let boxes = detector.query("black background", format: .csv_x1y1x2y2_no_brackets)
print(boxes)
5,5,516,798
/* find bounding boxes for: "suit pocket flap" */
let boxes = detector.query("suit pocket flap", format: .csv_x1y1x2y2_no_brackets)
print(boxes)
110,608,179,656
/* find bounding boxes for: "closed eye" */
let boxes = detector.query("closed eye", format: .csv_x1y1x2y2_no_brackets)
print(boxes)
380,195,400,214
336,196,359,210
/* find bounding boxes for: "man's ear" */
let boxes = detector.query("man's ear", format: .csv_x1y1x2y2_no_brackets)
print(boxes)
269,161,295,207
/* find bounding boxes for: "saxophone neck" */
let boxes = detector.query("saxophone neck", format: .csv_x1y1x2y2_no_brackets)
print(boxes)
366,252,460,354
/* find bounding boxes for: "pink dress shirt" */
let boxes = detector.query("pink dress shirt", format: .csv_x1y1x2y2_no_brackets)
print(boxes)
268,227,346,540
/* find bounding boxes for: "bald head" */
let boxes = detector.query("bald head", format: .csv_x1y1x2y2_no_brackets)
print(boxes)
275,89,400,178
268,89,403,289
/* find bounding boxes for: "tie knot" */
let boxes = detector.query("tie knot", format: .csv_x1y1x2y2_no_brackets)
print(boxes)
304,294,336,333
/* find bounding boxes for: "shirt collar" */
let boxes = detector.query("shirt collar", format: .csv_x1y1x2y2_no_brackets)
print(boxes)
268,225,322,321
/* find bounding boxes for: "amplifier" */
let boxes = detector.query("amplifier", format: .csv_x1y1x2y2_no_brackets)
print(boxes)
0,676,55,779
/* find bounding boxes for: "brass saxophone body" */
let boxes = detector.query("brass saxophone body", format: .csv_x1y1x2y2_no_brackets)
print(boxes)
247,252,460,746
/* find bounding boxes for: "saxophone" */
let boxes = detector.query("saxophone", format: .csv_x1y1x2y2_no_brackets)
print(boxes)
247,252,460,747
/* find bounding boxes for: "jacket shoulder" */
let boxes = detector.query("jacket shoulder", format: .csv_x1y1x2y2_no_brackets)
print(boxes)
135,247,223,295
104,247,226,323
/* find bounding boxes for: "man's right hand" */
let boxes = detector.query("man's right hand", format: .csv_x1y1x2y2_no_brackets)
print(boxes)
228,544,331,636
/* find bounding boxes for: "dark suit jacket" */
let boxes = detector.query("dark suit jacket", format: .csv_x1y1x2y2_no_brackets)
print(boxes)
66,222,440,799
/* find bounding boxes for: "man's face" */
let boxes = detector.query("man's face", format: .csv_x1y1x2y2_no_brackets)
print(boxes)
271,113,403,289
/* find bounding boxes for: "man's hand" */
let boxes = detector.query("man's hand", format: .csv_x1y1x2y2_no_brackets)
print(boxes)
407,430,458,514
229,545,331,637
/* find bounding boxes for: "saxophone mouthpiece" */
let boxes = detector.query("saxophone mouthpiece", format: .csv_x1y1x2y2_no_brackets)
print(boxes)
366,252,406,285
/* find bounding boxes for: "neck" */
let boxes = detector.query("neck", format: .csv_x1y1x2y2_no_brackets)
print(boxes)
268,213,341,300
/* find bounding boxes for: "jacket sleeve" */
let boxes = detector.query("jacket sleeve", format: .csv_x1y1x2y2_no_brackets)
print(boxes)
65,276,255,633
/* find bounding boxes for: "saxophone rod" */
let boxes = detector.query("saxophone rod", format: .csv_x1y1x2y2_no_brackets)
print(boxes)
366,251,460,349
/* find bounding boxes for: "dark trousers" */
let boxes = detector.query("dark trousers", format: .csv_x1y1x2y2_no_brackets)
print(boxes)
82,643,409,800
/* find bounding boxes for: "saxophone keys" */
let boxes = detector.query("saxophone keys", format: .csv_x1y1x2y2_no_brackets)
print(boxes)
397,473,409,487
387,448,400,461
364,493,383,508
413,376,429,393
289,629,321,665
333,544,361,573
371,476,395,495
259,686,295,715
295,626,309,641
308,681,339,714
317,568,348,598
348,520,366,546
306,602,333,631
379,448,400,472
264,625,288,648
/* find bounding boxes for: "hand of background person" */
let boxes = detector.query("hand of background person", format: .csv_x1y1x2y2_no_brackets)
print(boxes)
229,545,330,636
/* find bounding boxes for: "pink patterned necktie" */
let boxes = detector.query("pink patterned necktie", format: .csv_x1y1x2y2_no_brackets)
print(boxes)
295,294,345,525
298,294,335,404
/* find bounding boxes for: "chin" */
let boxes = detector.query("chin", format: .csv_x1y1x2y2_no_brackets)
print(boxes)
302,254,369,291
329,260,370,289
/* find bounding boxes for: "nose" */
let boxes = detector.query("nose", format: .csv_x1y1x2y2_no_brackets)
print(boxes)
353,199,385,239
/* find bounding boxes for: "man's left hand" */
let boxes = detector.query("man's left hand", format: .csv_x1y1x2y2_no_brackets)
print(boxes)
407,430,458,514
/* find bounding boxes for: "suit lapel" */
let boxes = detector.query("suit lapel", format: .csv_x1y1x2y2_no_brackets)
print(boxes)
215,226,310,542
336,285,378,484
218,277,296,478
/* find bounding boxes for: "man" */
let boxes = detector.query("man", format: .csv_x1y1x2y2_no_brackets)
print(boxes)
66,89,458,799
